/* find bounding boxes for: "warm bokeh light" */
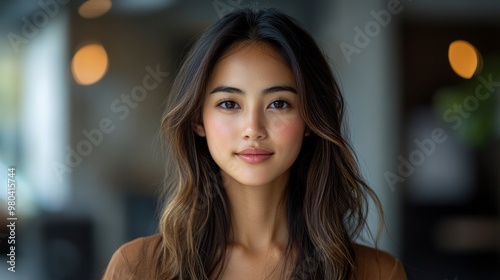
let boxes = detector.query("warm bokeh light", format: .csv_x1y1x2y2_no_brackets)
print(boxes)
79,0,112,19
71,43,109,86
448,40,482,79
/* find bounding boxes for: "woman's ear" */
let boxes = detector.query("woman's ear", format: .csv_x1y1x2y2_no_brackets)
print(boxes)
193,122,206,137
304,127,311,137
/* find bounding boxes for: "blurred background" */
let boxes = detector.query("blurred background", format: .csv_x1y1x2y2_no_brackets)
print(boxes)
0,0,498,279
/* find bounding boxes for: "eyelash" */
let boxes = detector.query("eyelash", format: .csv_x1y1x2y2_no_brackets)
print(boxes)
215,98,292,110
269,98,292,109
216,98,239,110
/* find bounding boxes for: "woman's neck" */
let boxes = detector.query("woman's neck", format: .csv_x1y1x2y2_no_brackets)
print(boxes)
222,170,289,253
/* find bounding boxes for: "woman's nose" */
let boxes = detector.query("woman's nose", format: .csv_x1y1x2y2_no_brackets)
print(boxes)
241,108,267,140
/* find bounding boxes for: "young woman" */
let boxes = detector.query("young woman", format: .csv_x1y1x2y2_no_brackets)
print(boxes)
103,8,406,280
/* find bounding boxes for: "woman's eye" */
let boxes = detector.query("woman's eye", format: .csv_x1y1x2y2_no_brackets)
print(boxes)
269,99,290,109
217,100,239,109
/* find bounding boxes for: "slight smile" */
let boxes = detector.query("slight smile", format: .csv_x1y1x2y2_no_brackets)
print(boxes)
236,147,274,164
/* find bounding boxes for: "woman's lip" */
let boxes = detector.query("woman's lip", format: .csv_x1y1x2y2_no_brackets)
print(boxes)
236,154,273,164
236,147,273,155
236,147,273,163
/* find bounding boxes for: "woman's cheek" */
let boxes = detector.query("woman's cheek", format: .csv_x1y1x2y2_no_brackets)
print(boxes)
270,114,305,137
205,113,236,144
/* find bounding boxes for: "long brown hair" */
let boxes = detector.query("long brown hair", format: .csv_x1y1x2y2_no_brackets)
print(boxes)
158,8,384,279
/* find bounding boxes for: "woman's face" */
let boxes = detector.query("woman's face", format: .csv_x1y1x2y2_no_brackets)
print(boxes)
194,42,307,187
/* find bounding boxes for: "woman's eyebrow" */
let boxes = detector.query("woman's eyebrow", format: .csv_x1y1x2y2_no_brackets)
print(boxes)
209,85,297,94
263,85,297,94
209,85,243,94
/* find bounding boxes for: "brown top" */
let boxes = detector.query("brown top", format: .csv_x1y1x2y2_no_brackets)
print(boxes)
102,234,407,280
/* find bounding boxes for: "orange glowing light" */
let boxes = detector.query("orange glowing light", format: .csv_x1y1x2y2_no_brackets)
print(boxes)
79,0,112,19
71,43,108,86
448,40,482,79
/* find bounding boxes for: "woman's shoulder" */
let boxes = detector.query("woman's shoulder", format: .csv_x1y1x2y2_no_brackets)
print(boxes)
353,243,407,280
102,234,163,280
